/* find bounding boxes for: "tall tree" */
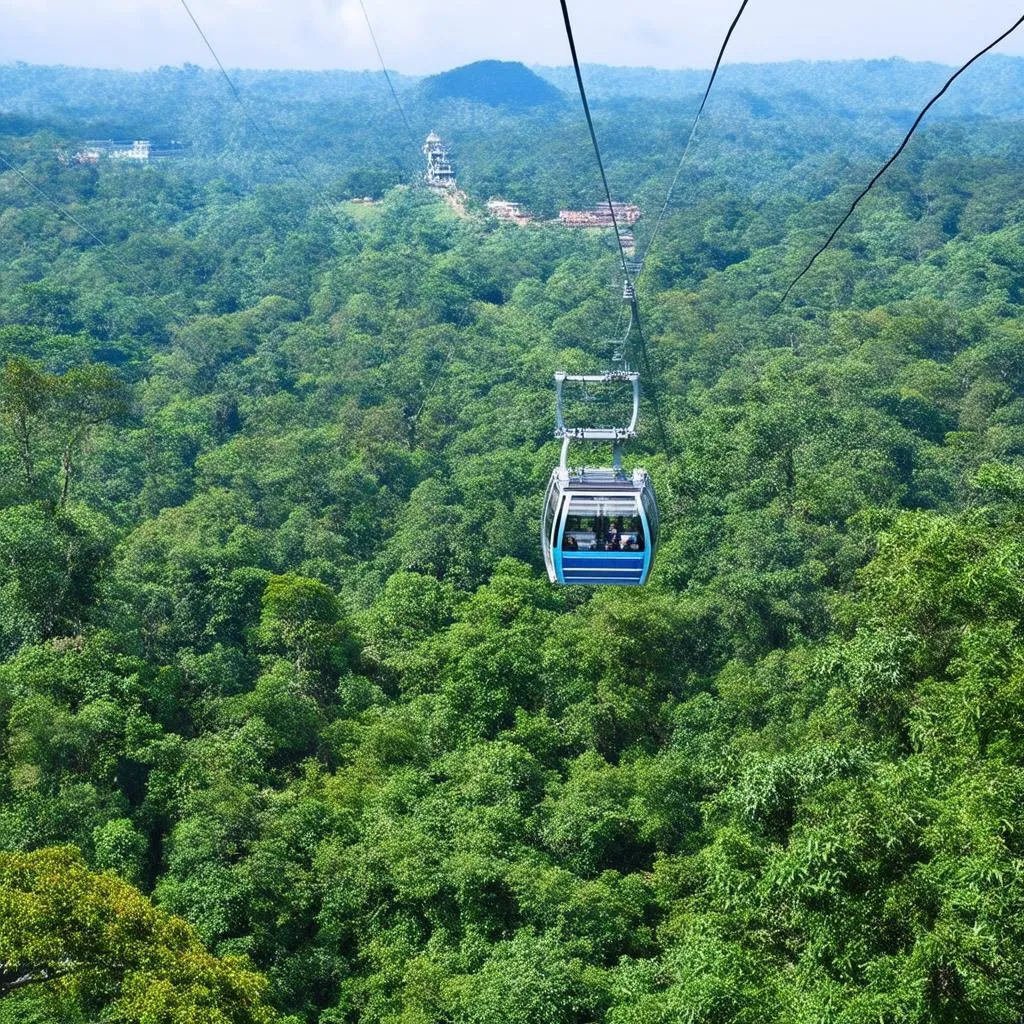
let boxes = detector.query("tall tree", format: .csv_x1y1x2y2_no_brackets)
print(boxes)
0,358,52,490
0,846,279,1023
51,364,130,506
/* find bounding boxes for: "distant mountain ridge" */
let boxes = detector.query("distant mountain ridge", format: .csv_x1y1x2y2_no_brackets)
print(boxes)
419,60,564,109
532,55,1024,118
4,56,1024,130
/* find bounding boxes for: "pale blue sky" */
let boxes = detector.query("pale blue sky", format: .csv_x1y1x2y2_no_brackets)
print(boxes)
2,0,1023,73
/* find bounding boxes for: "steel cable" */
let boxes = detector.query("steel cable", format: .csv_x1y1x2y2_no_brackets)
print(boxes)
179,0,353,234
0,149,188,328
558,0,633,285
558,0,680,453
357,0,421,156
642,0,750,265
777,10,1024,310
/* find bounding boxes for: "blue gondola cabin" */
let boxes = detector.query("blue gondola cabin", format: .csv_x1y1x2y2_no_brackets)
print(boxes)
543,467,659,585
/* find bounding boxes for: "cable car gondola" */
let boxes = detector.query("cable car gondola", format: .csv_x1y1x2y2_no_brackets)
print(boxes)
542,369,659,586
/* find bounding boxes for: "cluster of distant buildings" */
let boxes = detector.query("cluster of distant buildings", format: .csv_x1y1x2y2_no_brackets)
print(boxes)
487,194,640,250
62,128,637,239
557,203,641,229
486,198,640,241
424,131,641,240
486,199,532,226
63,139,187,165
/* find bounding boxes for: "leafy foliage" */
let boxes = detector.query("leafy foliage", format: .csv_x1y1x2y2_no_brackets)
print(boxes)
0,846,278,1022
1,55,1024,1022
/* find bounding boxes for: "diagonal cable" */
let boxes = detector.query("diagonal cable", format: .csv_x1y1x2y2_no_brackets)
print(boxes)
179,0,352,233
642,0,750,264
0,149,188,328
180,0,264,135
558,0,633,287
357,0,421,156
558,0,673,454
632,312,672,455
777,11,1024,310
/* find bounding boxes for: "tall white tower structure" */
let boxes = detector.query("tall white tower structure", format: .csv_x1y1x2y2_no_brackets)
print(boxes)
423,132,456,189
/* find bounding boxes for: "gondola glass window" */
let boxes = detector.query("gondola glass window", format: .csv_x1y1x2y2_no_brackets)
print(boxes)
561,499,645,551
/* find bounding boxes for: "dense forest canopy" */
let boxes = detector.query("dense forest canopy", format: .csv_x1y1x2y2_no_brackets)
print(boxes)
2,52,1024,1022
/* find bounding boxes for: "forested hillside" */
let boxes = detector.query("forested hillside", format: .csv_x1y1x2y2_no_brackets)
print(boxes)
2,56,1024,1022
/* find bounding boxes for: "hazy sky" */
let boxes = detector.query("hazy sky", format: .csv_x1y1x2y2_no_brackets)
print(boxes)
2,0,1024,73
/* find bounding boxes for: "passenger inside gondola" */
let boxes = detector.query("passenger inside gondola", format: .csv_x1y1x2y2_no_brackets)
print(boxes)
562,513,645,552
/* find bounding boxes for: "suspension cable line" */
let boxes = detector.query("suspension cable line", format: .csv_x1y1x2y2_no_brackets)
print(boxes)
557,0,755,456
630,0,751,462
352,8,476,420
558,0,633,288
178,0,353,235
0,149,188,329
776,11,1024,311
557,0,672,454
642,0,750,265
357,0,421,156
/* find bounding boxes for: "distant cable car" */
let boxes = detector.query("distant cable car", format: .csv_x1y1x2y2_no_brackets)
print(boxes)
542,369,659,585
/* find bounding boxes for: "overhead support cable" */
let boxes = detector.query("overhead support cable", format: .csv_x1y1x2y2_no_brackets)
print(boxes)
179,0,273,144
776,10,1024,310
357,0,421,156
642,0,750,264
557,0,671,455
0,149,188,328
632,318,672,456
178,0,352,233
180,0,247,109
558,0,633,287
